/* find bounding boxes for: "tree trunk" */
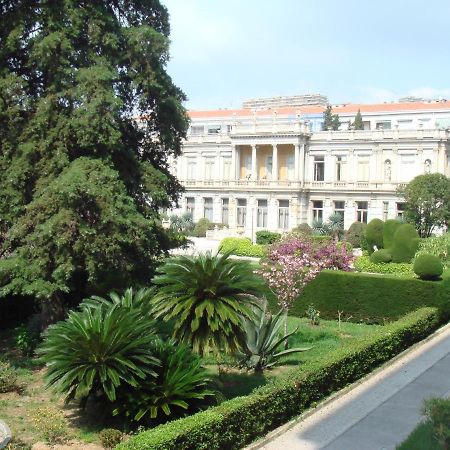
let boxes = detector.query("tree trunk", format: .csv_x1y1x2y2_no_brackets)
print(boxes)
40,293,66,330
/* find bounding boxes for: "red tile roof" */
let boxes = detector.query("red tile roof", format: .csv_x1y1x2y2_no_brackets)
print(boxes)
188,101,450,119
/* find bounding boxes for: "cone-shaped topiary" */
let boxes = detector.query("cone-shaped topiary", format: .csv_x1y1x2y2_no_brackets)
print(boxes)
370,249,392,263
391,224,420,263
365,219,384,253
413,253,443,280
383,219,403,250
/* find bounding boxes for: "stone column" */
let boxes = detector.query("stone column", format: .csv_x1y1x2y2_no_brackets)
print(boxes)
272,143,278,181
294,144,300,180
251,144,257,180
235,145,240,180
299,143,306,186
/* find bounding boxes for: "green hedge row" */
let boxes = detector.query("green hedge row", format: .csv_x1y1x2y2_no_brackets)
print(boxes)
355,255,413,275
116,308,440,450
219,237,266,258
268,270,450,323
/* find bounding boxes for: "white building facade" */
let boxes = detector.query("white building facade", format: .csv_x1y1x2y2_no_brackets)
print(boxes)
169,100,450,237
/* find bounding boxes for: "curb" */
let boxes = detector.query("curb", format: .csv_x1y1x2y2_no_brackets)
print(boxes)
245,321,450,450
0,420,12,449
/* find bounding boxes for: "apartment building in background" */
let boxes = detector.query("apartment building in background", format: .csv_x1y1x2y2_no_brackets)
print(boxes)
168,96,450,237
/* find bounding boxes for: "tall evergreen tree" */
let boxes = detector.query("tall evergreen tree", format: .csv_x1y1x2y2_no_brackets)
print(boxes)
322,105,341,130
352,109,364,130
0,1,189,320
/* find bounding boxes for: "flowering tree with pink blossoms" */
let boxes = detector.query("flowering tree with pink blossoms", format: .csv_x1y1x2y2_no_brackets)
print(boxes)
259,235,353,315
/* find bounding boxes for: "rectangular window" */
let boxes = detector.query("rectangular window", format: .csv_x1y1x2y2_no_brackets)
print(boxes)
278,200,289,229
312,200,323,222
287,155,295,180
221,198,229,225
207,125,221,134
334,201,345,220
244,155,252,179
314,156,325,181
356,201,368,223
357,156,370,182
265,155,273,179
376,121,391,130
383,201,389,221
190,125,204,135
257,199,268,228
397,120,413,130
223,157,231,180
397,202,405,219
186,197,195,217
203,198,213,221
187,159,196,180
204,157,215,180
336,156,346,181
237,199,247,227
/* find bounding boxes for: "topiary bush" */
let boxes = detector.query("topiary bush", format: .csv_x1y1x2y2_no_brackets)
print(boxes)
255,231,281,245
292,223,312,236
345,222,367,248
383,219,403,250
192,218,211,237
369,249,392,264
413,253,444,281
415,233,450,267
391,223,420,263
219,237,266,258
365,218,384,253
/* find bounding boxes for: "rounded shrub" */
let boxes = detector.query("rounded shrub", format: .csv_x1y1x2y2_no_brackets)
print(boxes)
256,230,281,245
391,223,420,263
192,218,210,237
99,429,123,449
292,223,312,236
370,249,392,263
365,218,384,253
383,219,403,250
413,253,444,280
345,222,367,248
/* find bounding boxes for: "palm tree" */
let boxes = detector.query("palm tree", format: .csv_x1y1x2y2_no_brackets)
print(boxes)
151,251,264,356
327,212,344,241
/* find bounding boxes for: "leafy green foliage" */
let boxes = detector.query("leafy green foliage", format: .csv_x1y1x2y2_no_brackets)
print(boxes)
422,397,450,448
99,429,124,450
414,254,443,281
383,219,403,250
369,249,392,264
152,252,264,355
238,301,311,372
365,218,384,253
0,361,21,393
219,237,266,257
322,105,341,130
115,340,213,422
38,304,159,403
345,222,367,248
0,2,188,312
397,174,450,237
356,255,410,273
255,231,281,245
415,234,450,267
116,308,441,450
352,109,364,130
391,223,420,263
192,218,211,237
306,304,321,325
292,223,313,236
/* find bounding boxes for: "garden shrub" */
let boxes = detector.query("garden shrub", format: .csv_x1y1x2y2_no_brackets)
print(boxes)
99,429,124,449
219,237,265,258
383,219,403,250
365,218,384,253
337,241,353,252
391,223,420,263
369,249,392,264
422,397,450,448
355,256,410,275
345,222,367,248
0,361,21,393
311,235,333,244
116,308,440,450
30,406,69,445
292,223,312,236
192,218,211,237
255,230,281,245
415,233,450,267
413,253,443,281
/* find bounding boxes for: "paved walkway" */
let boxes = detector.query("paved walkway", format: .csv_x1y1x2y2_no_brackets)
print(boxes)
253,324,450,450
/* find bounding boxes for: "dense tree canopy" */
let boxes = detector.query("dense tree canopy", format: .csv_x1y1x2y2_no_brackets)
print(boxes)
352,109,364,130
322,105,341,131
397,173,450,238
0,1,189,313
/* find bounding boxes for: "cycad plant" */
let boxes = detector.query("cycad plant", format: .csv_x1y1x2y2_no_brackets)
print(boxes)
151,251,264,355
238,300,311,372
114,339,214,422
38,304,159,405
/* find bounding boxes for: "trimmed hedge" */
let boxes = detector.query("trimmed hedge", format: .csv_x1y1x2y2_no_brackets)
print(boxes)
255,231,281,245
355,256,411,275
271,269,450,323
116,308,441,450
391,223,420,263
365,218,384,253
219,237,266,258
383,219,403,250
370,249,392,264
414,253,444,281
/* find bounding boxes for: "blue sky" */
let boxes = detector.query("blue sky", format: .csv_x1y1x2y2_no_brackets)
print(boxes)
162,0,450,110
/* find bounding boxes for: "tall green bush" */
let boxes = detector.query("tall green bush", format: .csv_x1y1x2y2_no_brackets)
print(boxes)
365,218,384,253
383,219,403,249
413,254,444,281
391,223,420,263
192,218,211,237
345,222,367,248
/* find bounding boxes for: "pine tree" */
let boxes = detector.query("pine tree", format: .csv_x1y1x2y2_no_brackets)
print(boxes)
0,1,189,320
322,105,341,131
353,109,364,130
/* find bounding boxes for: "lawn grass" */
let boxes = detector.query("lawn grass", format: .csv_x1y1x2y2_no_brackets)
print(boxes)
396,421,443,450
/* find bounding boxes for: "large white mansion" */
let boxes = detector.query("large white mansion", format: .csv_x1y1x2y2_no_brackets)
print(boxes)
169,95,450,237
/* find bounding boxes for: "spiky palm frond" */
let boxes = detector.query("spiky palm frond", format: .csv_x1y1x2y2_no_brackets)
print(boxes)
38,305,159,403
151,251,264,355
312,219,330,236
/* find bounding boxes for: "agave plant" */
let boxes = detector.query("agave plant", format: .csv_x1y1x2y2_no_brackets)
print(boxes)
312,218,330,236
238,300,311,372
114,339,214,422
38,304,159,404
151,251,264,355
